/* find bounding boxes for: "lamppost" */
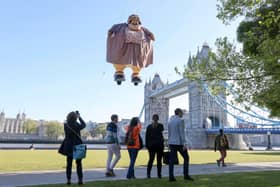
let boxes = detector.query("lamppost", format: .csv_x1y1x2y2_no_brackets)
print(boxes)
266,131,272,150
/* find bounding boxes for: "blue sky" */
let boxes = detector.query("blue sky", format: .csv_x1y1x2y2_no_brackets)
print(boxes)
0,0,239,122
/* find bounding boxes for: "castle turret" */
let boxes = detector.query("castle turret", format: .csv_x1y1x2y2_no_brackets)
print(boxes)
19,113,26,133
187,43,227,148
0,111,5,133
144,74,169,129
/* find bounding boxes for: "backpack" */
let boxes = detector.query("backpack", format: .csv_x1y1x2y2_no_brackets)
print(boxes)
220,135,227,147
125,130,135,146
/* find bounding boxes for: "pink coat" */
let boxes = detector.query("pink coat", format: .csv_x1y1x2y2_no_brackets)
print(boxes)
106,23,154,68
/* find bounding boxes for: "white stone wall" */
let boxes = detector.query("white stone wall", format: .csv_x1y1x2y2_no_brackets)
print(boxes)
0,113,25,134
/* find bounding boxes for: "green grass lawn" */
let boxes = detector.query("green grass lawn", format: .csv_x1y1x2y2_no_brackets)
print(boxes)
27,171,280,187
0,149,280,172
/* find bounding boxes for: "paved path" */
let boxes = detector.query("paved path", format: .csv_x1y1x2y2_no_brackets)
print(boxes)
1,162,280,187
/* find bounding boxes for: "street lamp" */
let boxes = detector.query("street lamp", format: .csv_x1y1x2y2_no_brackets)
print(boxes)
266,131,272,150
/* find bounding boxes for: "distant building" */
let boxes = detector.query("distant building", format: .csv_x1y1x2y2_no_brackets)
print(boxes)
0,112,26,134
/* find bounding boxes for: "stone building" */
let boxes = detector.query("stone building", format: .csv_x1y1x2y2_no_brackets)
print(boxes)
0,112,26,134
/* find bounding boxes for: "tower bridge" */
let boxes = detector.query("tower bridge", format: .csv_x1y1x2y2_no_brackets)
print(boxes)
144,43,280,149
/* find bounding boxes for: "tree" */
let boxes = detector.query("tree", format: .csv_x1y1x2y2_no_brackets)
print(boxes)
45,121,64,139
91,123,107,139
182,0,280,117
23,119,38,134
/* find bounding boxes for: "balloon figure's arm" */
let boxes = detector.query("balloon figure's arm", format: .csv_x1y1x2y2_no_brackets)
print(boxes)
142,27,155,41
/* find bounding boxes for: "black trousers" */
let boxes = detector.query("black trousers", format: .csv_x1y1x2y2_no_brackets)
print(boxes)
147,146,164,177
168,144,189,179
66,156,83,181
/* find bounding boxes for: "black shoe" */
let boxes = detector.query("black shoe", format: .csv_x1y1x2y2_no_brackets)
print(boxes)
169,177,176,182
184,176,194,181
216,160,220,167
110,169,116,176
147,175,151,179
78,181,83,185
131,76,142,85
222,163,227,167
66,179,71,185
105,171,114,177
158,175,162,179
114,73,125,85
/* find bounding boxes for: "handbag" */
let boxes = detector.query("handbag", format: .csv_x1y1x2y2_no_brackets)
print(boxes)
66,124,87,160
163,151,179,165
58,139,67,156
125,130,135,146
73,144,87,160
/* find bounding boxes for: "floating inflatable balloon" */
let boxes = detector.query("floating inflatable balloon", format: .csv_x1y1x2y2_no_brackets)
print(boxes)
106,14,155,85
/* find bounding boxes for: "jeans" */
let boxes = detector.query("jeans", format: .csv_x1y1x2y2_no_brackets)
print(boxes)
218,148,227,164
126,148,139,178
147,146,164,177
106,144,121,172
168,144,189,179
66,156,83,181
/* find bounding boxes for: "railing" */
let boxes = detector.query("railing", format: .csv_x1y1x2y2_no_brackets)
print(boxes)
206,128,280,134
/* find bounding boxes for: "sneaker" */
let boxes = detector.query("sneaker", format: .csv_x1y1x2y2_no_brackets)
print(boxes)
222,163,227,167
105,171,113,177
184,176,194,181
110,169,116,176
216,160,220,167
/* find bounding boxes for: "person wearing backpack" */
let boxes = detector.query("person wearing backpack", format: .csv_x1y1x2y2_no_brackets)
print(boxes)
214,129,229,167
125,117,142,179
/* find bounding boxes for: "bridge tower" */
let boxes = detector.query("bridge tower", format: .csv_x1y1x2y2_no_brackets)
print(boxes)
144,74,169,129
187,43,228,148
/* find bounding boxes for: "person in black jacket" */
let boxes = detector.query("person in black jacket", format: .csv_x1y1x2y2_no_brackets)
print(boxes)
61,111,86,185
145,114,164,178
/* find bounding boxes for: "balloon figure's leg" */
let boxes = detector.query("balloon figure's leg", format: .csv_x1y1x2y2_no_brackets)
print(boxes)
131,73,142,86
114,72,125,85
131,66,142,86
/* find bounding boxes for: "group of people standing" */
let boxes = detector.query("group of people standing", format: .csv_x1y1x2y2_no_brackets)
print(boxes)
60,108,229,185
104,108,193,182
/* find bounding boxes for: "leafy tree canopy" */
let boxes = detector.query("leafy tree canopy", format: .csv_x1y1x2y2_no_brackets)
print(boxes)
183,0,280,117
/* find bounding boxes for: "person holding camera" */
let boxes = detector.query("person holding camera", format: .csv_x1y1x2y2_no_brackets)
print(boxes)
61,111,86,185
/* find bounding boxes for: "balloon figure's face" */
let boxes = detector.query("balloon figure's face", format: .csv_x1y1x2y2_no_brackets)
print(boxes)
128,15,141,31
